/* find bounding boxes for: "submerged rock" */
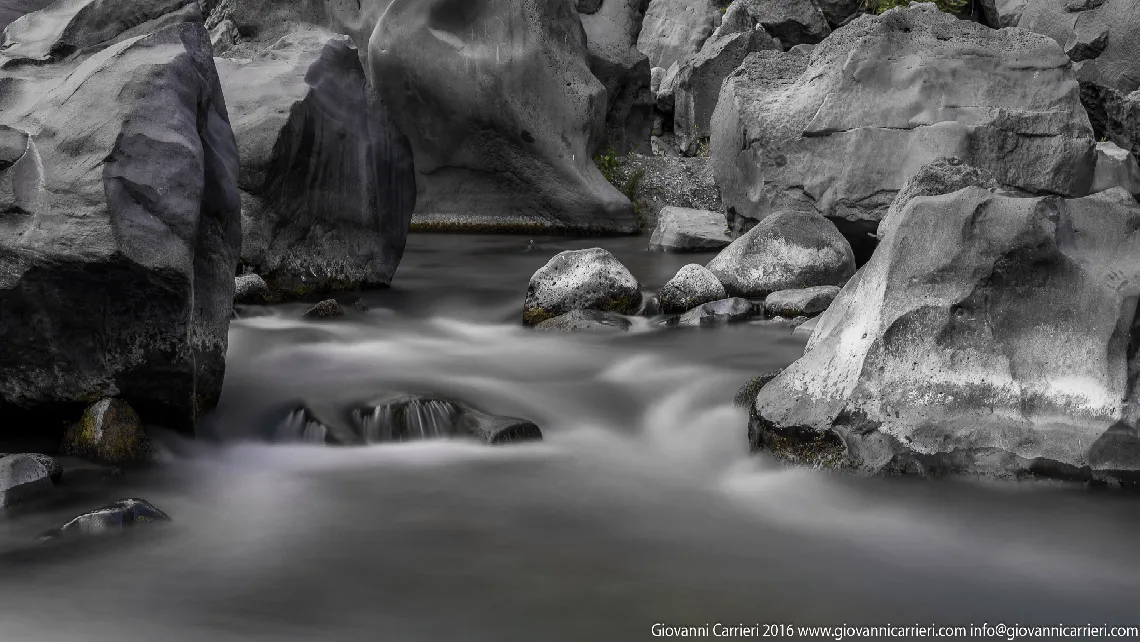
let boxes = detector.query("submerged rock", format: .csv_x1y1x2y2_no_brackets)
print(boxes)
763,285,839,318
535,310,632,333
677,297,756,326
40,498,170,539
302,299,344,320
878,157,1000,239
523,248,642,326
649,207,732,253
62,399,150,466
0,455,52,508
658,264,727,314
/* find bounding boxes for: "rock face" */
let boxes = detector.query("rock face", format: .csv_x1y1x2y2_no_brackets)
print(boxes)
581,0,653,153
816,0,862,28
0,454,51,508
217,31,415,297
878,157,1000,239
706,210,855,298
1093,141,1140,196
658,264,726,313
649,207,732,253
674,28,779,155
0,19,241,434
615,154,723,228
41,498,171,539
523,248,642,325
734,0,831,49
636,0,723,71
535,309,632,333
363,0,636,234
763,285,839,318
751,187,1140,481
62,399,150,465
711,6,1096,246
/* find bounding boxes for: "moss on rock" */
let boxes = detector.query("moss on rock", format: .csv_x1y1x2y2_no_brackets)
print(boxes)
62,399,150,465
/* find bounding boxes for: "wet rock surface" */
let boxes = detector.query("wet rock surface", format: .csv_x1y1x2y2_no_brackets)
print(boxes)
658,264,727,314
535,310,633,333
523,248,642,326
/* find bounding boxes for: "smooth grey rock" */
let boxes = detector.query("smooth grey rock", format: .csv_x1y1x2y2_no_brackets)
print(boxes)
218,30,415,298
1092,141,1140,196
523,248,642,325
711,1,755,40
636,0,722,70
0,453,61,483
615,154,723,229
535,309,632,333
0,22,240,433
40,498,170,539
764,285,839,318
0,454,51,507
655,61,680,114
752,187,1140,481
735,0,831,49
358,0,635,234
582,0,653,153
62,398,150,465
711,6,1096,246
677,297,756,326
878,157,1000,239
234,274,270,305
674,28,779,155
658,264,727,313
302,299,344,319
791,315,818,338
209,16,236,53
980,0,1027,27
707,210,855,298
650,207,732,253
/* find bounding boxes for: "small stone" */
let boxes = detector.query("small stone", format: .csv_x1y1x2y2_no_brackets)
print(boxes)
234,273,270,304
535,309,632,333
677,297,756,326
302,299,345,319
792,316,819,337
658,264,726,314
40,498,171,540
0,455,52,508
764,286,841,318
62,399,150,466
649,207,732,253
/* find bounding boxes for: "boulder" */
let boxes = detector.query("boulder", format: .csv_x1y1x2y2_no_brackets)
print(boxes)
615,153,724,229
674,28,779,155
0,21,241,433
217,31,415,298
816,0,863,28
234,274,270,305
523,248,642,325
751,187,1140,481
62,399,150,465
980,0,1027,27
1092,141,1140,196
711,6,1096,247
40,498,171,539
636,0,723,71
0,452,61,482
581,0,653,153
535,309,632,332
0,454,51,508
733,0,831,49
658,264,727,313
677,297,756,326
360,0,635,234
650,207,732,253
791,315,818,337
302,299,345,319
763,285,839,318
706,210,855,298
878,157,1000,239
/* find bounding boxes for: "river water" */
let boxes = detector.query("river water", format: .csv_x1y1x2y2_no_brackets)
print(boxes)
1,234,1139,641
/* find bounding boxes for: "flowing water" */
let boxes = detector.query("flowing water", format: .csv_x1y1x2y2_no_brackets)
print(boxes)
1,235,1139,641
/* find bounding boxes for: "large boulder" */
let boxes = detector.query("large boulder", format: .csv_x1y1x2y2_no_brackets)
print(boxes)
763,285,838,318
649,207,732,253
581,0,653,154
751,187,1140,482
877,156,1000,239
733,0,831,49
710,6,1096,247
706,210,855,298
0,20,240,434
614,153,724,229
658,263,726,313
216,30,415,298
674,28,779,155
357,0,635,234
523,248,642,325
636,0,723,71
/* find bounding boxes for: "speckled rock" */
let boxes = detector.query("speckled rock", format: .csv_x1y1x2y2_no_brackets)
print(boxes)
733,0,831,49
62,399,150,466
649,207,732,253
980,0,1027,27
234,274,270,305
0,453,62,483
0,454,51,507
763,285,839,318
816,0,863,28
706,210,855,298
302,299,344,319
751,187,1140,482
581,0,653,153
523,248,642,326
792,315,819,338
658,264,727,313
878,157,1000,239
535,309,632,333
1092,141,1140,196
40,498,170,539
636,0,723,71
616,154,724,229
677,297,756,326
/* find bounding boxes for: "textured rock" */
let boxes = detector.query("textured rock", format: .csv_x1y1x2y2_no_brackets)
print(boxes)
361,0,634,234
0,454,51,507
980,0,1027,27
0,452,61,482
1102,91,1140,160
582,0,653,153
816,0,862,28
677,297,756,326
751,187,1140,482
234,274,270,305
41,498,171,539
302,299,344,319
878,157,1000,239
674,28,779,155
615,153,724,229
0,22,240,433
535,309,632,333
791,315,818,337
659,264,727,313
711,6,1096,245
735,0,831,49
217,31,415,298
636,0,722,71
0,0,54,32
649,207,732,253
523,248,642,325
763,285,839,318
62,399,150,465
1092,141,1140,196
706,210,855,298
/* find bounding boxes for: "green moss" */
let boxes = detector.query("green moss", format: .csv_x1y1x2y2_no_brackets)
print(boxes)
861,0,968,13
523,307,554,326
594,146,652,233
63,399,149,465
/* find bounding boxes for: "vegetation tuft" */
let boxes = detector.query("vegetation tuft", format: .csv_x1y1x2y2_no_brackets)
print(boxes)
860,0,968,14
